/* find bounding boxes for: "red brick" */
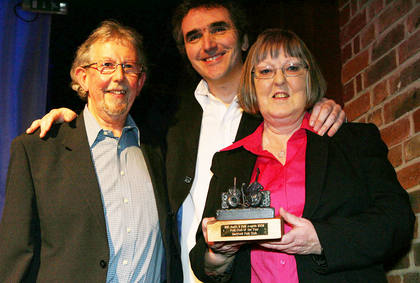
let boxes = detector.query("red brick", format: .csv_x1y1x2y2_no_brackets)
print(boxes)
398,29,420,64
366,50,396,87
342,49,369,83
384,88,420,123
356,74,363,93
397,162,420,190
389,74,402,95
360,0,369,8
410,190,420,214
356,115,367,123
340,3,351,28
372,24,404,61
404,134,420,162
373,80,389,106
340,9,367,43
338,0,349,10
388,144,403,167
361,23,375,49
407,5,420,33
343,80,355,103
350,0,359,16
344,91,371,121
341,43,352,64
377,0,412,34
380,117,410,147
367,108,383,127
353,35,360,54
368,0,385,21
403,272,420,283
414,108,420,133
400,57,420,90
386,275,402,283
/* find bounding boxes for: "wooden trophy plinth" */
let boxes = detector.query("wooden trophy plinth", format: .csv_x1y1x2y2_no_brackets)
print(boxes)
207,208,283,242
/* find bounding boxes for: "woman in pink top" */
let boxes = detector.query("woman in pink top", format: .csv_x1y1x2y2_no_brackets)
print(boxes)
190,29,414,283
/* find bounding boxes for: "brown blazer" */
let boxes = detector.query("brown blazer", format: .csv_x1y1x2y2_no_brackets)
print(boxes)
0,113,181,282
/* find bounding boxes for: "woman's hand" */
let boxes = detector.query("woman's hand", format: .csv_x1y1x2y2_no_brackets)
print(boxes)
26,108,77,138
310,98,346,137
258,208,322,255
202,217,245,277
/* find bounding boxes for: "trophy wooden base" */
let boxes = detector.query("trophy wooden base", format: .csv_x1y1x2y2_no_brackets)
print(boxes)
207,218,283,242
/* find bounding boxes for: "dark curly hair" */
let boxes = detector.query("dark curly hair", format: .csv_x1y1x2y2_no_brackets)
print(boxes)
171,0,248,55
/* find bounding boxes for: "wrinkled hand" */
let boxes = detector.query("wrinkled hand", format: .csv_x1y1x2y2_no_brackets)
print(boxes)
203,217,244,257
26,108,77,138
258,208,322,255
202,217,245,276
310,98,346,137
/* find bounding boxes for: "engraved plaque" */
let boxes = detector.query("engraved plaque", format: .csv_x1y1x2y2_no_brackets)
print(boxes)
221,223,268,237
207,218,282,242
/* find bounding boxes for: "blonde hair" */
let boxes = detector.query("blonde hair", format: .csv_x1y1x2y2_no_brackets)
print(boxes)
70,20,147,100
239,29,326,114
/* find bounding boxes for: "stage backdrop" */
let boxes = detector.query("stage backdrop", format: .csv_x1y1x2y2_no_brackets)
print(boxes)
0,1,50,214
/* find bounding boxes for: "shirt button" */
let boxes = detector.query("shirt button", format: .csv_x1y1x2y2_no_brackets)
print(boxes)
99,260,107,268
120,171,125,176
184,176,192,183
124,198,129,204
127,228,131,233
280,260,285,265
123,260,128,265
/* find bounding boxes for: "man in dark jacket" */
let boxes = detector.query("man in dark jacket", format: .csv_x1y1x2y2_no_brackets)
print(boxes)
0,20,181,282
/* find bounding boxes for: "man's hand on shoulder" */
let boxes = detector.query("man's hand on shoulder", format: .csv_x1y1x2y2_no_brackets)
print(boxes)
26,108,77,138
309,98,346,137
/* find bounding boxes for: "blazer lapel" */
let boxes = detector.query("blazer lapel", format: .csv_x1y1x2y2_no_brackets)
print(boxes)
235,113,262,142
58,114,107,234
303,131,329,219
166,95,203,211
182,96,203,167
140,143,168,228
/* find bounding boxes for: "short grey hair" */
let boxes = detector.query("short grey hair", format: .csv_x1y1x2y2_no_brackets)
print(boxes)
69,20,147,100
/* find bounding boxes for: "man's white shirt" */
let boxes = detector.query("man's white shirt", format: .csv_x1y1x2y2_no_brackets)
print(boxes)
180,80,243,283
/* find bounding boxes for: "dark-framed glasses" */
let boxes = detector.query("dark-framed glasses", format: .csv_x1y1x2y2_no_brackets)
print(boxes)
253,61,308,79
83,60,143,75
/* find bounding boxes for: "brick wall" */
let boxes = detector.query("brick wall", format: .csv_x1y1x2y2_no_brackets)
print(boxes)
339,0,420,281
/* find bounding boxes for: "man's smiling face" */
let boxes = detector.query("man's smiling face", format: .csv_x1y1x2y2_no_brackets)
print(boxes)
77,40,145,123
181,6,245,84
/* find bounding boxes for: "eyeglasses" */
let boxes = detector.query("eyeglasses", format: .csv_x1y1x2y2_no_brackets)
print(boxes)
83,60,143,75
253,61,308,79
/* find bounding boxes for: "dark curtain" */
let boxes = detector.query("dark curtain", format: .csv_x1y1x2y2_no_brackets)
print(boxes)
0,1,50,214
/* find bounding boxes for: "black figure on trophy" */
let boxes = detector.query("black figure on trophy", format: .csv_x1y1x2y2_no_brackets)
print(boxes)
217,169,274,220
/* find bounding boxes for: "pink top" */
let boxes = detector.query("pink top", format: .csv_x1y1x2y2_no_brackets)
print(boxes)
222,113,314,283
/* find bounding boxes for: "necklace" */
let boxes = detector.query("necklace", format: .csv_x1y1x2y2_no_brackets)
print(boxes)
263,140,287,161
276,150,286,158
262,125,291,163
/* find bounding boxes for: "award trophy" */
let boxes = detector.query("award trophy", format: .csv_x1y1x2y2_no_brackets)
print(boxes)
207,170,283,242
